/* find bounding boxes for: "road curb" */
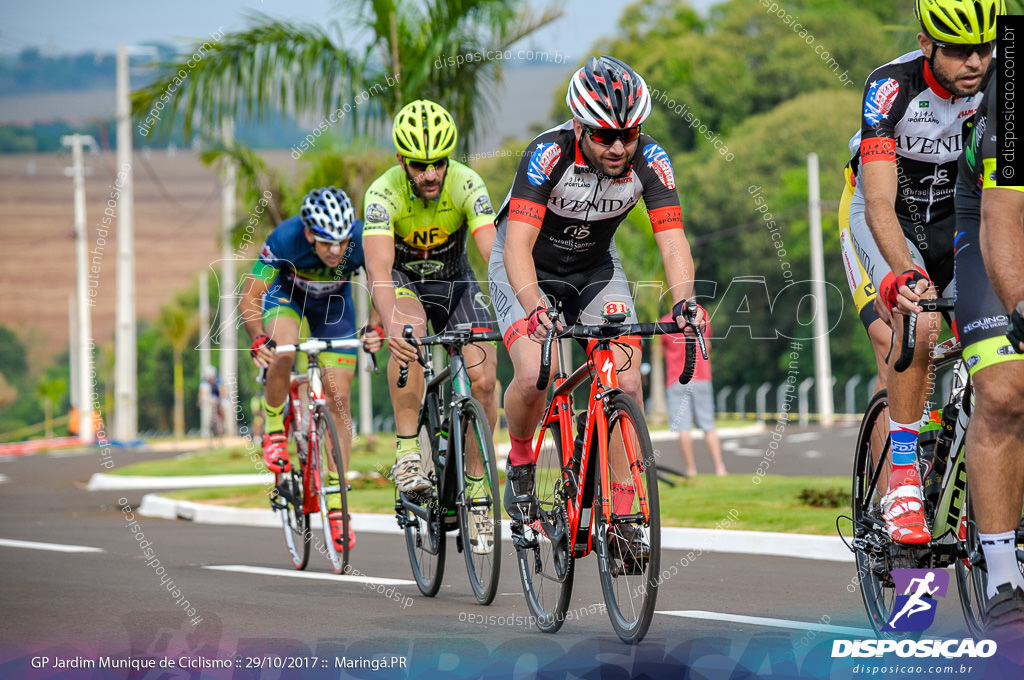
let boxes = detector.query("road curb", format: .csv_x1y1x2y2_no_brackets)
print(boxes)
136,493,853,563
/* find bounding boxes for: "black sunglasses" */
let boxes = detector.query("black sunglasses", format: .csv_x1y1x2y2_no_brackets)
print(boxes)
932,40,994,60
405,157,449,172
584,126,642,146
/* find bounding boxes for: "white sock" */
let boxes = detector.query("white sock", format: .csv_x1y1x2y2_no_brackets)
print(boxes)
980,531,1024,598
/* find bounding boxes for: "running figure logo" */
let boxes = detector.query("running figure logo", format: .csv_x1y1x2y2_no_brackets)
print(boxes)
883,569,949,632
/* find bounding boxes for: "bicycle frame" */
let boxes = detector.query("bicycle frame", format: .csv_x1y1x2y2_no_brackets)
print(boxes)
535,336,650,558
396,328,499,530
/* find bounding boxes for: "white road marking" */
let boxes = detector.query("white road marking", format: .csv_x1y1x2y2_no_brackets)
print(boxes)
205,564,415,586
0,538,104,553
730,448,768,457
787,432,822,443
658,610,874,637
804,450,823,458
0,474,7,483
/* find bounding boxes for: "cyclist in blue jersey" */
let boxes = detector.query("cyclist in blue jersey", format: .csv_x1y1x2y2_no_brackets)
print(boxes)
240,187,377,553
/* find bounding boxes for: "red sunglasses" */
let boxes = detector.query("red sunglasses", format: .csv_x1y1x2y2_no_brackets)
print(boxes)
584,126,642,146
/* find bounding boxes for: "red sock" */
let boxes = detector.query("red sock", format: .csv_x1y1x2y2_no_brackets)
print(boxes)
508,434,534,466
612,483,635,516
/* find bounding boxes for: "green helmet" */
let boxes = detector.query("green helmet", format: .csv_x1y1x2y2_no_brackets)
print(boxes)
915,0,1004,43
392,99,458,161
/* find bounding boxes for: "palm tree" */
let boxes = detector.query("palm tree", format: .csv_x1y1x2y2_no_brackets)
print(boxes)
132,0,562,147
157,302,200,438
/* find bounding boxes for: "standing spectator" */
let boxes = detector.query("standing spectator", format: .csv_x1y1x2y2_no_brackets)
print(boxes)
660,314,727,477
198,365,224,440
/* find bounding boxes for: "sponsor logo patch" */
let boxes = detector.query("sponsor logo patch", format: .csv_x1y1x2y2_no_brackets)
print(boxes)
473,195,494,216
365,202,391,224
527,143,562,186
864,77,900,126
642,143,675,190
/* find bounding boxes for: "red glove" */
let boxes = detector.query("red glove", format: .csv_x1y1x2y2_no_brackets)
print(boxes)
526,306,550,337
880,269,930,310
250,334,276,359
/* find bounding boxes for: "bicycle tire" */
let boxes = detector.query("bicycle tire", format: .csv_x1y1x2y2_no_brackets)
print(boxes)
852,390,921,637
594,393,661,644
957,489,988,638
313,405,349,575
456,398,501,605
515,416,574,633
403,422,446,597
275,466,311,571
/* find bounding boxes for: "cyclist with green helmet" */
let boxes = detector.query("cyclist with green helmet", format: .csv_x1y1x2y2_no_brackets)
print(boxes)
847,0,1001,546
362,100,498,551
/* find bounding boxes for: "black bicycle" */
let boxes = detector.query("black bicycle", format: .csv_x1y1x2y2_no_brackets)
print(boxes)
846,298,1024,637
393,324,502,605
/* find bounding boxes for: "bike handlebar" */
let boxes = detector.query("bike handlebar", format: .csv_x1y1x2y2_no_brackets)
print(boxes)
536,313,707,391
395,324,501,388
894,298,955,373
258,337,378,385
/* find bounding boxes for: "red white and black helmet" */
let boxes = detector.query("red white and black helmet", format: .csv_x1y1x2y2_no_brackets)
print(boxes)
565,55,651,129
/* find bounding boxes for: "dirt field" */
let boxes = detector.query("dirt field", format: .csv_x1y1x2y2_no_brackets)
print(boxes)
0,149,297,369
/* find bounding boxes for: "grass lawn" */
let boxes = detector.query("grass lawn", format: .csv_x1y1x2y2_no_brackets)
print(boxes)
155,461,850,536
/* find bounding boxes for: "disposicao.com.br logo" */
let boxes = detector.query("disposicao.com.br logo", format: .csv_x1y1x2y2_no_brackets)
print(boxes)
832,569,997,659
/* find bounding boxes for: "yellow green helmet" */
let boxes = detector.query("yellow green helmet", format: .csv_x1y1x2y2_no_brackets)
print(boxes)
915,0,1004,44
392,99,457,161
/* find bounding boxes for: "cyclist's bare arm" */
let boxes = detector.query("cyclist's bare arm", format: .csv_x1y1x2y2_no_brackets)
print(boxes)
471,223,496,267
653,228,702,328
239,274,276,368
504,218,551,341
980,188,1024,312
362,232,417,364
862,160,929,312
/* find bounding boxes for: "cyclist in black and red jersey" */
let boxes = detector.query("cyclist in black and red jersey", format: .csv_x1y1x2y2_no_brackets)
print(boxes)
844,0,1001,546
488,56,706,548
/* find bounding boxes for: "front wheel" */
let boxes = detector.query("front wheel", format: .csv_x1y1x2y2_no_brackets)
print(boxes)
594,393,660,644
456,398,501,605
313,405,349,574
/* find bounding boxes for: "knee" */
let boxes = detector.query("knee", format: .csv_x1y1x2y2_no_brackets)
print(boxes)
975,377,1024,426
617,370,643,398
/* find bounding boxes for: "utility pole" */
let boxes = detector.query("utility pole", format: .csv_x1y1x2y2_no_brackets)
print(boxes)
114,42,138,443
63,134,96,445
198,270,212,438
807,153,834,427
219,117,238,436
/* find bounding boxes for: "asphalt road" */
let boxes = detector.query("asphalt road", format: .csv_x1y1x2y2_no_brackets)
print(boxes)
0,435,1012,680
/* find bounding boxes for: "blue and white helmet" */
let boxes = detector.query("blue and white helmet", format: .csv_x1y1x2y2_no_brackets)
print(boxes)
300,187,356,242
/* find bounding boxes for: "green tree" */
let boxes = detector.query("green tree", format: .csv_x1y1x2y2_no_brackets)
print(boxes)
36,376,67,438
156,301,200,438
131,0,561,147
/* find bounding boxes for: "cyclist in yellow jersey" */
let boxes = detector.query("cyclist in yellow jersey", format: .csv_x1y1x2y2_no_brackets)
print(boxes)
362,100,499,535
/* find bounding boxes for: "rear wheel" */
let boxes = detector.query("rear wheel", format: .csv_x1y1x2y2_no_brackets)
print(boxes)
456,398,501,605
313,405,349,574
594,394,660,644
515,414,573,633
403,422,446,597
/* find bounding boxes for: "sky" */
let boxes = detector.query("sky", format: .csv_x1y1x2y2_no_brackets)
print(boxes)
0,0,718,60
